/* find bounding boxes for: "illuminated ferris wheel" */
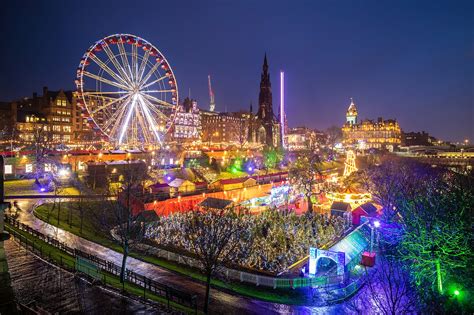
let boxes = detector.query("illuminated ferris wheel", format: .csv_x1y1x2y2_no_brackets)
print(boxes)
75,34,179,147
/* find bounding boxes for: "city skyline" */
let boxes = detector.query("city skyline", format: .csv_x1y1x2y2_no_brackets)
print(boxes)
1,0,472,141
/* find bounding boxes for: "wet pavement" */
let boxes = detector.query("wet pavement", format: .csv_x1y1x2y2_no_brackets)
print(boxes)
8,198,355,314
4,237,176,314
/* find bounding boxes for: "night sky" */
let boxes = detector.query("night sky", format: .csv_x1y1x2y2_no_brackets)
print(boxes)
1,0,472,141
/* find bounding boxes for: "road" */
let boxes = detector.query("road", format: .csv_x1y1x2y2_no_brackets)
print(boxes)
8,198,349,315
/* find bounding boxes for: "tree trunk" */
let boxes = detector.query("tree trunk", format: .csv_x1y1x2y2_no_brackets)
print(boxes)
204,272,212,314
436,258,443,294
68,205,72,228
80,209,84,235
120,241,129,284
307,194,313,213
57,199,61,225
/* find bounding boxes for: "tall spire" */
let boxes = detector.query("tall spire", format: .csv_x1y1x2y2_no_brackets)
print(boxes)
258,53,273,121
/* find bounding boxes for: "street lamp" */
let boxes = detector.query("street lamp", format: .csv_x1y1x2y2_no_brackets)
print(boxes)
370,220,380,253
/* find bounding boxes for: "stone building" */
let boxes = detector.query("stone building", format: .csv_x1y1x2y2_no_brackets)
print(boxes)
201,110,250,146
8,87,94,146
342,99,401,150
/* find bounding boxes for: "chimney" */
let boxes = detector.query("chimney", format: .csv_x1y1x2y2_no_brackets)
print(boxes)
33,92,37,99
43,86,48,97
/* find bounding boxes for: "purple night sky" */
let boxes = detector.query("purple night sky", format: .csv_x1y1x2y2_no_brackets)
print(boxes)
1,0,472,141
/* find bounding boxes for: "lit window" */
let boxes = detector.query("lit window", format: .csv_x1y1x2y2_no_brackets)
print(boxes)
25,164,33,173
62,100,67,106
4,165,12,174
63,126,72,132
44,163,52,172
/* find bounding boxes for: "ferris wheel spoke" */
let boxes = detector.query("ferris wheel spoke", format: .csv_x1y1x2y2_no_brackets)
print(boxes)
131,44,138,82
141,75,168,90
140,94,170,120
82,91,128,96
145,89,174,93
141,93,174,108
102,44,132,84
83,71,129,90
118,94,139,144
101,95,132,131
90,94,131,115
139,62,161,86
135,101,154,144
117,41,133,83
138,95,163,144
137,50,150,82
88,54,129,87
107,107,128,140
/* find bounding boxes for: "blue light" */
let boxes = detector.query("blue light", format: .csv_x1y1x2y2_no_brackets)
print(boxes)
40,187,46,192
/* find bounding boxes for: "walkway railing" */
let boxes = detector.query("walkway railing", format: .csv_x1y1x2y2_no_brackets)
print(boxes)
5,216,198,312
134,241,357,290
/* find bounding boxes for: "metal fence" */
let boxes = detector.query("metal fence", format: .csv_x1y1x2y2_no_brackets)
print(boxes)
5,216,198,312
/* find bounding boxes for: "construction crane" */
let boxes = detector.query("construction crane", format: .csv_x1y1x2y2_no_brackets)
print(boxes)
208,75,215,112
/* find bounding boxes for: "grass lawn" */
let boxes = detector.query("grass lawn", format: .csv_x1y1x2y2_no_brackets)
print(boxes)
34,202,309,305
5,179,80,196
5,222,199,314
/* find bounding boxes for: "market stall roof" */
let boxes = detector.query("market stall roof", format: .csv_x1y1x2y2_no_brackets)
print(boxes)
198,197,233,210
329,227,369,264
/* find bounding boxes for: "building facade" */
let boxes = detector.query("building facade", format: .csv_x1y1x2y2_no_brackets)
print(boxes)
201,110,250,146
342,99,401,150
172,97,201,142
402,131,436,146
7,87,94,147
286,127,317,151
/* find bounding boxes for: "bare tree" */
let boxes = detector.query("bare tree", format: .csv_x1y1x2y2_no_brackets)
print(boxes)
93,160,148,283
288,149,323,213
326,125,342,151
29,122,54,185
181,207,253,314
361,158,412,221
363,255,418,315
236,118,248,149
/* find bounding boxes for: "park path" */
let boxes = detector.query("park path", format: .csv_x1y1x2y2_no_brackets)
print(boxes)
4,238,174,314
10,199,312,314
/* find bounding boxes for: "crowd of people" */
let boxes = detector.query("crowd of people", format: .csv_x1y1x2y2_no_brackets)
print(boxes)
144,208,349,273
